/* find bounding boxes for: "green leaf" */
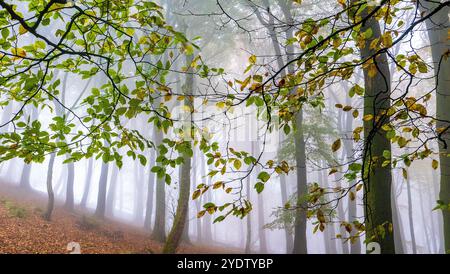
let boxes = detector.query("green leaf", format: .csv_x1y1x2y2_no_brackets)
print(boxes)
254,182,264,193
138,154,147,166
257,171,270,183
233,159,242,170
213,215,225,223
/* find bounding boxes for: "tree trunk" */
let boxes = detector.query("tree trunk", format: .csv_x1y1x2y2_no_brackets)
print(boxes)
391,180,405,254
280,174,294,253
196,156,203,242
162,48,194,253
19,163,32,189
431,169,444,253
106,165,119,217
342,101,362,254
64,161,75,211
253,141,268,253
292,110,308,254
418,183,432,253
152,127,166,242
134,161,145,223
406,173,417,254
357,5,395,254
321,169,337,254
43,153,56,221
80,158,93,208
94,162,109,218
245,175,252,254
425,169,438,253
144,148,156,231
253,0,307,253
163,145,192,253
420,0,450,253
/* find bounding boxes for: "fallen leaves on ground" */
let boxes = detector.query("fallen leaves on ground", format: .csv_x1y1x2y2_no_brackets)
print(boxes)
0,183,236,254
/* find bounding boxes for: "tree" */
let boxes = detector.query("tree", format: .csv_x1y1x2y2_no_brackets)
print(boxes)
144,146,156,231
43,152,56,221
151,122,167,242
354,3,395,253
106,165,119,216
245,175,253,254
80,157,94,208
162,35,195,253
95,161,109,219
419,0,450,253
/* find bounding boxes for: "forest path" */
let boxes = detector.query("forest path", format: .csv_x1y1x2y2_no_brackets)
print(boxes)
0,183,236,254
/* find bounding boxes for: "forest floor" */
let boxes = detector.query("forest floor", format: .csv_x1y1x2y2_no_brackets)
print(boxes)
0,183,238,254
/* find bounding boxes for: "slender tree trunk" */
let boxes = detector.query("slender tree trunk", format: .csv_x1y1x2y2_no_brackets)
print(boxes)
94,162,109,218
253,0,306,253
64,162,75,211
106,165,119,217
333,168,349,254
420,0,450,253
163,146,192,253
425,169,438,253
342,103,362,254
144,148,156,231
245,175,252,254
357,5,395,253
280,174,294,253
152,127,166,242
431,169,444,253
406,174,417,254
391,180,405,254
321,169,337,254
80,158,93,208
19,163,32,189
162,48,194,253
134,161,145,223
43,153,56,221
277,0,308,254
253,141,268,253
292,110,308,254
418,183,433,253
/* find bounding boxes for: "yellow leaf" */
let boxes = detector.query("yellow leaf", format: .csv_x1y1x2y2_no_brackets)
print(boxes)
216,101,225,109
213,181,224,189
332,139,341,152
342,105,352,111
197,210,206,218
349,191,355,201
192,190,201,200
329,168,338,175
432,159,438,170
19,25,28,35
363,114,374,121
356,184,363,191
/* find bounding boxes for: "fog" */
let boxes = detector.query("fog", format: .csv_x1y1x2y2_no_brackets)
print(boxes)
0,0,447,254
